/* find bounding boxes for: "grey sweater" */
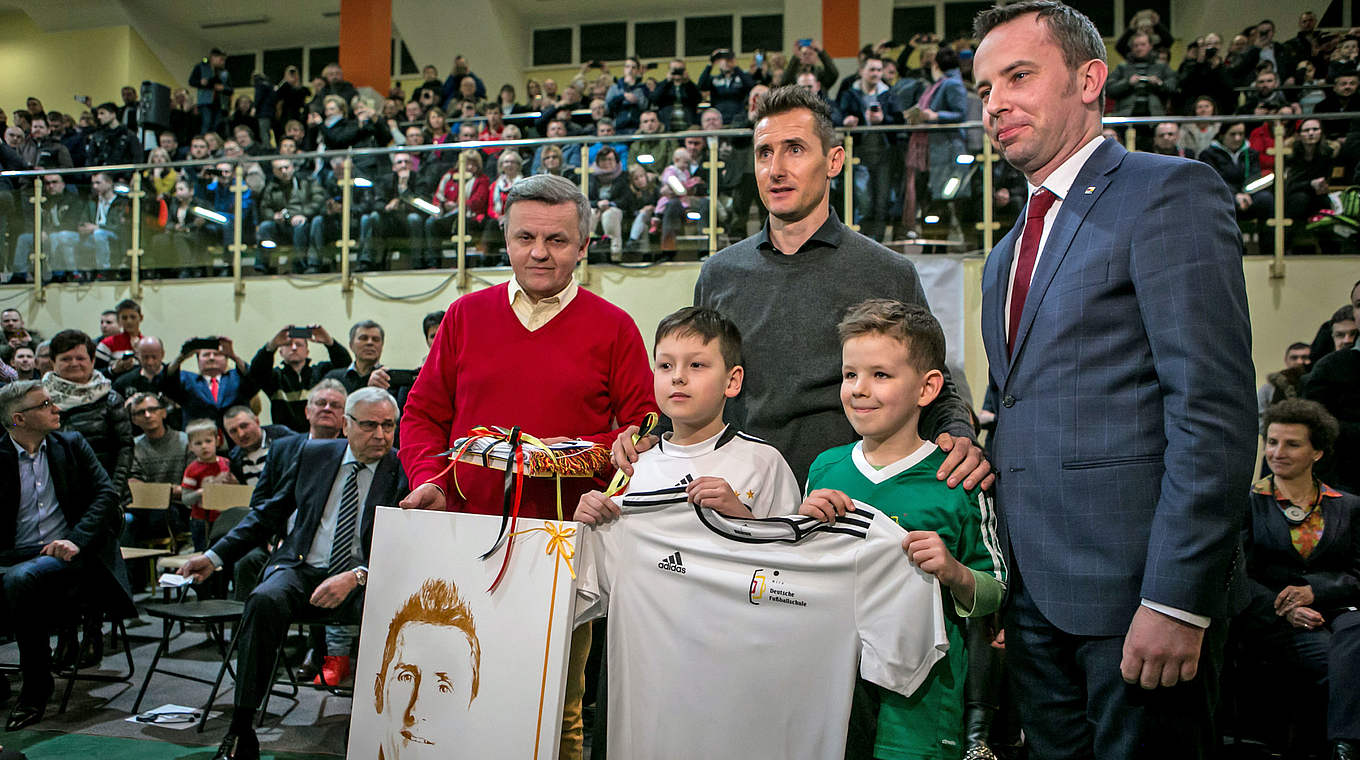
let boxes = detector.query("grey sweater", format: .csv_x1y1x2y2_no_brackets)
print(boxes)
694,210,976,484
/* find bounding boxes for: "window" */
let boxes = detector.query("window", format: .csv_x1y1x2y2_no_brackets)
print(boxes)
308,46,340,82
581,22,627,64
892,6,937,44
225,54,256,95
942,1,990,40
533,28,573,66
740,14,783,54
635,20,677,59
262,48,304,84
684,15,733,58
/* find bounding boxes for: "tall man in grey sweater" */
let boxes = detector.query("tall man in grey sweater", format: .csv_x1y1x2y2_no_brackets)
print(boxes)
616,85,992,489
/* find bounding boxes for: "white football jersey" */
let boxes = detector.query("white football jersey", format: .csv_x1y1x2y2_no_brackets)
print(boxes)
621,425,802,518
575,491,948,760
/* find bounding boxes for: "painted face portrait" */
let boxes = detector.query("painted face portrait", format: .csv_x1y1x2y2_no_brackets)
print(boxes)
374,579,481,760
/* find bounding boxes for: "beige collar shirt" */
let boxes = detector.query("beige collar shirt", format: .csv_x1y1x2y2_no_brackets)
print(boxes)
507,277,578,331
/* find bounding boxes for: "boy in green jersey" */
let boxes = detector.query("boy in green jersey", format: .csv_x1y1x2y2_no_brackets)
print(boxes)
800,298,1006,759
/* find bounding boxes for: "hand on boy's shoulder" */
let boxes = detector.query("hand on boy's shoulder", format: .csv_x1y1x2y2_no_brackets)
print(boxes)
574,489,622,526
934,433,995,492
799,488,855,523
686,476,753,519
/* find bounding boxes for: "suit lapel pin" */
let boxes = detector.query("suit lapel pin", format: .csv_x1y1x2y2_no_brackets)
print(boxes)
1084,186,1095,194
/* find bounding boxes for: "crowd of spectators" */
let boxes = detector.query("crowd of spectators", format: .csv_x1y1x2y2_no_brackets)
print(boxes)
2,10,1360,283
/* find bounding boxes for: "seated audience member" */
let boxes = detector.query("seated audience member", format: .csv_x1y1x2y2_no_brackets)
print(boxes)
1315,67,1359,141
373,152,427,269
698,49,755,124
482,150,524,255
1285,119,1336,229
161,336,259,429
180,388,407,760
424,151,491,266
150,179,213,278
1106,31,1178,117
2,309,41,351
617,164,661,251
20,115,72,170
1309,284,1360,366
1150,122,1193,158
313,154,382,272
224,405,296,486
1303,305,1360,495
42,329,133,502
12,174,82,284
535,144,567,177
586,147,628,256
79,172,131,279
126,391,191,543
531,119,581,174
629,110,675,172
95,298,144,375
143,147,179,200
180,418,233,551
198,161,256,251
323,321,387,392
98,311,119,340
1258,342,1313,422
0,380,134,732
113,336,181,428
256,158,325,274
1198,121,1274,251
248,324,348,433
476,103,506,157
606,57,650,132
157,130,185,161
84,101,141,170
586,118,629,167
1179,96,1221,164
652,147,703,252
1240,399,1360,758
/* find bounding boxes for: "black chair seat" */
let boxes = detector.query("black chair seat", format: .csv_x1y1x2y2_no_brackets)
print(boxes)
141,600,244,624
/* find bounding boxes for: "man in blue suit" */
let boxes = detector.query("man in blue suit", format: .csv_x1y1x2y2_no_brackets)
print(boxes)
160,336,259,430
972,3,1256,757
180,387,408,760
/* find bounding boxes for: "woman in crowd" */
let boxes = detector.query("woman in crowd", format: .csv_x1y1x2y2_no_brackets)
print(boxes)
143,147,178,200
1285,118,1336,229
423,150,490,268
497,84,526,115
1179,95,1221,158
535,144,567,177
42,329,132,495
482,149,523,255
619,164,660,251
1241,399,1360,758
586,146,628,257
150,178,211,278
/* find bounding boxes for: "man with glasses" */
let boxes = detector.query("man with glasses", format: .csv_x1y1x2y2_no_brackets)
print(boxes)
0,380,134,731
125,391,191,542
11,174,82,284
181,387,407,760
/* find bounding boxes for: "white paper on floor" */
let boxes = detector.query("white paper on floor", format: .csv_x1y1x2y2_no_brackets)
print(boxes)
125,703,222,730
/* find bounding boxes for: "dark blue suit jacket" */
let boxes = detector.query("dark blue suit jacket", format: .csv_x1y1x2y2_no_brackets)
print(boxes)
981,139,1257,635
1,431,136,619
210,438,407,572
160,368,258,426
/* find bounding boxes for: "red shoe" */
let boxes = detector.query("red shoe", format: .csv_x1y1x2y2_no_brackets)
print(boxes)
312,655,351,686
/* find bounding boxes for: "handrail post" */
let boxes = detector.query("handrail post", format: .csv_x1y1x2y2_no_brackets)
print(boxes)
704,135,725,255
339,157,354,293
229,164,246,296
579,152,592,286
1123,126,1137,152
843,133,858,232
1266,119,1290,277
128,172,145,299
30,179,45,303
976,138,1001,252
454,150,469,290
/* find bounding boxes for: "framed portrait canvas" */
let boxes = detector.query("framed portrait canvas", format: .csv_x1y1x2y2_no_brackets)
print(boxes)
348,507,581,760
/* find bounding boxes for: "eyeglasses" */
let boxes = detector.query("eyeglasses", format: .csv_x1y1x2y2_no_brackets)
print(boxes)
310,399,345,410
346,414,395,433
16,399,54,414
132,406,164,416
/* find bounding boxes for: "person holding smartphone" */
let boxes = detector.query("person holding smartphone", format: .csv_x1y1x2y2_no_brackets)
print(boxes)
247,324,349,433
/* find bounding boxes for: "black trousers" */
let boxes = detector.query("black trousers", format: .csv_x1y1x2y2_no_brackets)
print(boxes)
1005,570,1228,760
0,548,90,698
233,563,364,715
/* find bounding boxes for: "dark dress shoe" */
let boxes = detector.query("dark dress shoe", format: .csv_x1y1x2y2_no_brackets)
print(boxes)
1337,740,1357,760
212,729,260,760
6,701,45,732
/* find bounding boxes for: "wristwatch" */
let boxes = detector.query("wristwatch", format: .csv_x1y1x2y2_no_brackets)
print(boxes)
352,568,368,586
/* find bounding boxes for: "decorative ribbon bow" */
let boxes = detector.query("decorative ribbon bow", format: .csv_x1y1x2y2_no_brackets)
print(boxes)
603,411,660,499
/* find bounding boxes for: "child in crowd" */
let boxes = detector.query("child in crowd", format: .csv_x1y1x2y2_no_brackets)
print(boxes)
181,418,233,550
647,147,699,238
575,306,800,524
799,298,1006,760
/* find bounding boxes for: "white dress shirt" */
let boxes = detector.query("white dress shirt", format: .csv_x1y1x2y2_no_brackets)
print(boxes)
1004,134,1211,629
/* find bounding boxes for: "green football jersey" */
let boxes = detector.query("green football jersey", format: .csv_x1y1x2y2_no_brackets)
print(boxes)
807,440,1006,760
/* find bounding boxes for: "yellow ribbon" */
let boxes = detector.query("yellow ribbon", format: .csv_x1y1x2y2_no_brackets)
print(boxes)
508,522,577,580
603,412,660,499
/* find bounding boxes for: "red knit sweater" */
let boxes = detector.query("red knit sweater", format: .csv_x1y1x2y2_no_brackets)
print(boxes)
399,282,657,520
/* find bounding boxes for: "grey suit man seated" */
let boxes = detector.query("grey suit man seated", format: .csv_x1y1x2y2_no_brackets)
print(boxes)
180,387,408,760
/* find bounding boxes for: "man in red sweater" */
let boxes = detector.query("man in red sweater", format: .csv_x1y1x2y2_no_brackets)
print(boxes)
398,173,655,760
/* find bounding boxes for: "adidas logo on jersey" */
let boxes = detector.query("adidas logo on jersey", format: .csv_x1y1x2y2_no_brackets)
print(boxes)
658,551,687,574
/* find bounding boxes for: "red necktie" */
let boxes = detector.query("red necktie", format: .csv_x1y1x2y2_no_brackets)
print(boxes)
1007,188,1058,356
210,376,220,402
